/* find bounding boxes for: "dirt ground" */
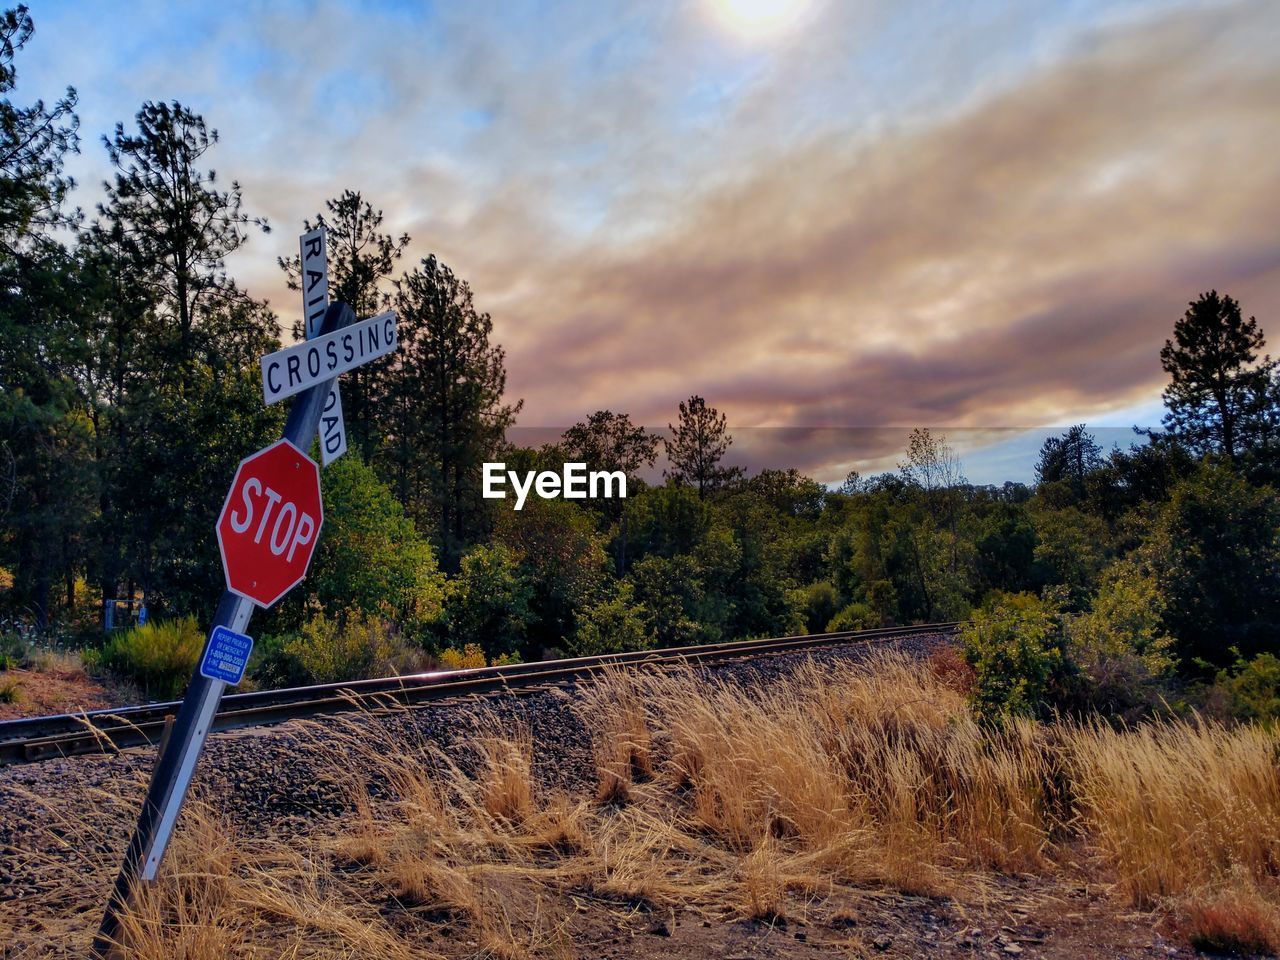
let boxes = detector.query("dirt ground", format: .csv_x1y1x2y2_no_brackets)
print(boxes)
0,667,127,721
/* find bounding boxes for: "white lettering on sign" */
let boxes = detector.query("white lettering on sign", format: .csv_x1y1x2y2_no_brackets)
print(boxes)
320,386,348,465
260,310,398,404
300,227,329,340
228,479,317,561
298,227,348,465
482,462,628,511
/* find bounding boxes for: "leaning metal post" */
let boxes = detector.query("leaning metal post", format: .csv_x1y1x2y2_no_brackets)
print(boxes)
91,301,357,959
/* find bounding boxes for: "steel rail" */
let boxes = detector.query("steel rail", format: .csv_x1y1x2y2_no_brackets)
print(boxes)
0,621,957,766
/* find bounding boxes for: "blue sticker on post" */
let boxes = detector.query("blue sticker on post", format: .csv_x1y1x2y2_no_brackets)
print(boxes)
200,625,254,685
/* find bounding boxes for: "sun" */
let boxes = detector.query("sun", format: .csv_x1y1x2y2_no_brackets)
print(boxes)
706,0,814,41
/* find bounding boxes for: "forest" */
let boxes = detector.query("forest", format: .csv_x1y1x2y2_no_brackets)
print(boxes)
2,5,1279,724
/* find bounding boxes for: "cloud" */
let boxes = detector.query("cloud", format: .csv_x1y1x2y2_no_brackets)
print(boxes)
18,0,1280,482
453,0,1280,483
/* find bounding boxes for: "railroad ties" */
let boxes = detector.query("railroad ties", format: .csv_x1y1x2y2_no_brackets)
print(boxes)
0,622,958,766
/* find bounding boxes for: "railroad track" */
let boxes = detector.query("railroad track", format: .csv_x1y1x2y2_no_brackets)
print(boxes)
0,621,957,766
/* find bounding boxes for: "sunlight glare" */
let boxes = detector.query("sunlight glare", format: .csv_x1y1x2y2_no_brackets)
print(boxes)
706,0,814,42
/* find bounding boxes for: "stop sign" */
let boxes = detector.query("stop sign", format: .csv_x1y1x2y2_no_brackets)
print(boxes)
216,438,324,607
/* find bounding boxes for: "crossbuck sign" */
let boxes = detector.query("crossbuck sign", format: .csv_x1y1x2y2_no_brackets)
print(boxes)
94,227,399,957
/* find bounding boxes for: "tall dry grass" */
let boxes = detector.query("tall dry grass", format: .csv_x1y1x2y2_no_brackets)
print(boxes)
1066,717,1280,907
11,649,1280,957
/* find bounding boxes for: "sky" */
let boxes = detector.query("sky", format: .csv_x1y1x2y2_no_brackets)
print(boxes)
20,0,1280,483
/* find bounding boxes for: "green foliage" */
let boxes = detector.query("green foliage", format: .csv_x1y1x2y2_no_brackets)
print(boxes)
571,582,653,656
961,592,1069,722
827,601,877,632
437,643,487,669
664,395,742,496
793,580,840,634
1035,425,1103,500
560,410,659,520
444,544,534,660
286,454,445,633
278,610,425,685
1067,559,1176,717
1214,653,1280,725
1160,290,1277,461
99,616,203,700
381,254,522,568
1030,505,1110,606
620,485,711,566
494,496,607,651
280,191,408,460
628,553,710,647
973,502,1038,595
1144,465,1280,670
0,630,23,669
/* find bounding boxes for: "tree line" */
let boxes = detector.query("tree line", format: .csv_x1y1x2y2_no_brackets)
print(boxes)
3,6,1280,718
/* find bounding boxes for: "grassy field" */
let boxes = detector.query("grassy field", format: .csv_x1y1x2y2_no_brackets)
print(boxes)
6,650,1280,958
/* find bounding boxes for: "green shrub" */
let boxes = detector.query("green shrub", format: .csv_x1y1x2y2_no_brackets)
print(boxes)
0,677,21,703
826,601,878,632
792,581,840,634
0,632,24,670
281,610,427,684
1067,559,1177,718
444,545,535,660
571,582,653,656
961,591,1070,722
437,643,487,670
99,616,204,700
1214,653,1280,725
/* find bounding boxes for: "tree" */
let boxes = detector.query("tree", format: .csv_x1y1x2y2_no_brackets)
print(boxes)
271,454,445,634
444,544,534,660
1035,425,1103,495
571,581,653,656
493,496,606,653
1144,465,1280,670
664,395,741,497
92,101,281,615
1159,291,1277,462
561,410,658,503
279,190,407,460
746,468,825,519
383,254,521,568
562,410,660,573
100,100,266,360
619,485,711,567
0,6,85,625
899,428,965,505
0,5,78,250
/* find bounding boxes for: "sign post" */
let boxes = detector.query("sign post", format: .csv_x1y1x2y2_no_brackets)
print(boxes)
93,291,397,956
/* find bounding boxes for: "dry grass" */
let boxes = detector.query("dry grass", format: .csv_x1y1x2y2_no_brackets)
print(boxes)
1066,717,1280,908
10,649,1280,958
1180,885,1280,956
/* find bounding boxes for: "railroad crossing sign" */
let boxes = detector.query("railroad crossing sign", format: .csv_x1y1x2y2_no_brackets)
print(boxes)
259,309,398,404
216,438,323,607
95,233,401,955
300,227,348,465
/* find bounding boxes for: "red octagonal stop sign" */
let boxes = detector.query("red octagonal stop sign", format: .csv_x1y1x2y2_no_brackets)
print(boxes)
216,438,324,607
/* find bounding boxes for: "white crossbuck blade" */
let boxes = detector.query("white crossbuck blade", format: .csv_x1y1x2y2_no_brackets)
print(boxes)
259,310,398,405
298,227,347,466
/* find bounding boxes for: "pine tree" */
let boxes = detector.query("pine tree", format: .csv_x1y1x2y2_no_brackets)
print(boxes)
664,395,741,497
1160,291,1277,461
382,255,521,569
100,100,266,362
1035,424,1103,495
